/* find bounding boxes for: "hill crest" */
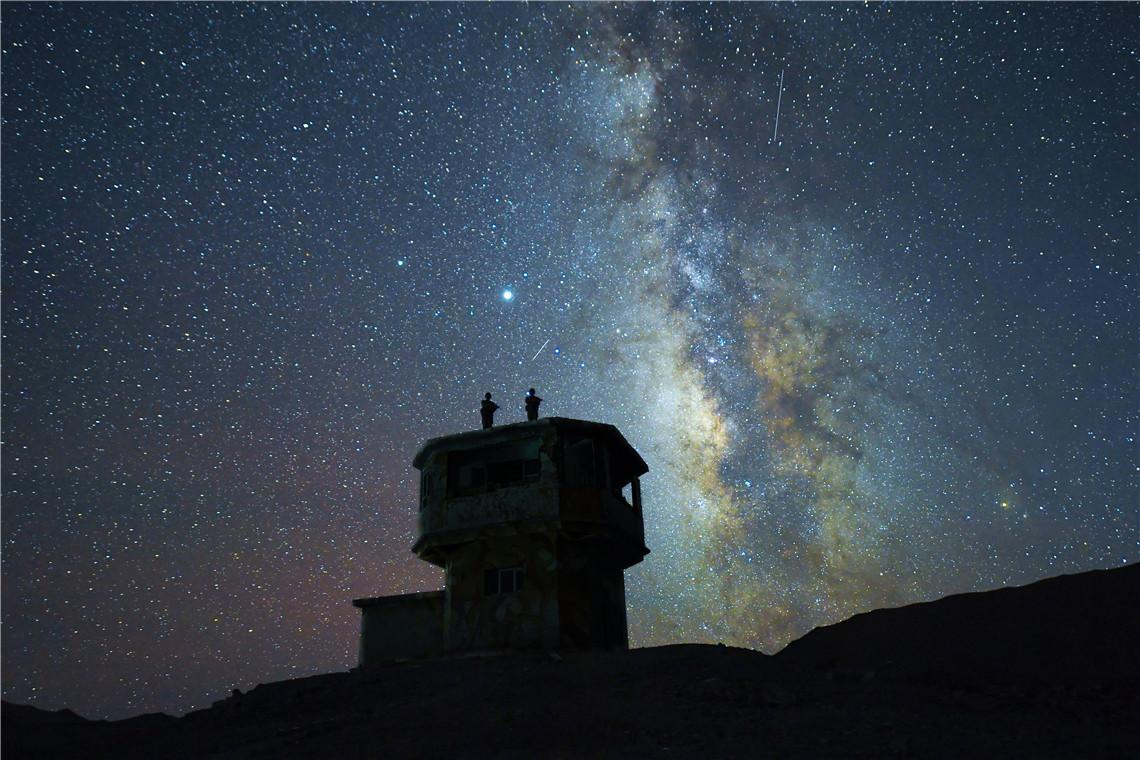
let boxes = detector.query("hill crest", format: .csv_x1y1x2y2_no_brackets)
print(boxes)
5,564,1137,758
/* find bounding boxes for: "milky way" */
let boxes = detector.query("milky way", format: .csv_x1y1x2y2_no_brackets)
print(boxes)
3,4,1136,719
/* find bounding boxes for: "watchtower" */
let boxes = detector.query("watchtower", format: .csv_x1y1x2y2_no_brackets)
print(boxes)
353,417,648,664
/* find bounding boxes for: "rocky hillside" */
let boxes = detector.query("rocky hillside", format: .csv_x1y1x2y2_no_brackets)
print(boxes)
5,564,1138,758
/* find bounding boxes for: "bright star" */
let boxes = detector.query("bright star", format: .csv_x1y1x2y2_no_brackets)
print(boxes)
502,289,513,301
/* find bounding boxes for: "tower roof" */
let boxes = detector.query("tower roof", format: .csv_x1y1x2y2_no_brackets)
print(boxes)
412,416,648,474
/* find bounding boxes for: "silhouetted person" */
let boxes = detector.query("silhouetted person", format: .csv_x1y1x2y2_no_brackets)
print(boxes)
525,387,542,421
480,392,499,429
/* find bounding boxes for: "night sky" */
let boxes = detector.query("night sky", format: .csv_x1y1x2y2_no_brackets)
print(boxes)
2,3,1136,720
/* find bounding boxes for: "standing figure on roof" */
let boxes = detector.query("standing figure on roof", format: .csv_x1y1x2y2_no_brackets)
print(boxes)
524,387,542,421
480,392,499,429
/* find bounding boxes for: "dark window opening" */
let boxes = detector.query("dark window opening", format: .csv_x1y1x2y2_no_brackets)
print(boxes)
484,567,524,595
487,459,524,486
447,445,540,497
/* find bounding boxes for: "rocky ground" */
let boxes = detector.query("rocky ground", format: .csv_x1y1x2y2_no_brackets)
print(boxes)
5,564,1138,758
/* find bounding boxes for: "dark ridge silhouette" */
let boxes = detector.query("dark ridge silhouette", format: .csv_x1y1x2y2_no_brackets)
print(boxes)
776,563,1140,685
5,564,1138,758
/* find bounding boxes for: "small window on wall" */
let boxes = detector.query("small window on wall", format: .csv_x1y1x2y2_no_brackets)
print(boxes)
484,567,524,595
447,444,541,497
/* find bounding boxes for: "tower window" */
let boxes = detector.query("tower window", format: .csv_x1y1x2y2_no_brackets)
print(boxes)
447,443,541,497
484,567,524,595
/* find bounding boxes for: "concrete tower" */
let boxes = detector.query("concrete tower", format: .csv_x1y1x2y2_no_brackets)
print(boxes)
353,417,648,665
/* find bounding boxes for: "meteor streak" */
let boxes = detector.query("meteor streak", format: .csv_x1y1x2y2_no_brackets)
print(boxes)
772,67,784,143
531,339,550,361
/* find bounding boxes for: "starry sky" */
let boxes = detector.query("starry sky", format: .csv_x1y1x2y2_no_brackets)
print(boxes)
2,3,1136,720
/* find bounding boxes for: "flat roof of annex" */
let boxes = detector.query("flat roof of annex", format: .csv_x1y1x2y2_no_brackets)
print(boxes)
412,416,649,476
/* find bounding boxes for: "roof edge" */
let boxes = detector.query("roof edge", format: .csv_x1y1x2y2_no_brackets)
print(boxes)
412,417,647,473
352,590,445,608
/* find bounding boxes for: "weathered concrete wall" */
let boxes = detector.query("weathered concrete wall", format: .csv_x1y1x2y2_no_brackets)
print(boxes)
353,591,445,666
438,531,631,655
423,475,559,535
557,537,630,650
416,434,561,564
444,532,560,653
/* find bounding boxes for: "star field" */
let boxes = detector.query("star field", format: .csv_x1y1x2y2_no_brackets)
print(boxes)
2,4,1136,719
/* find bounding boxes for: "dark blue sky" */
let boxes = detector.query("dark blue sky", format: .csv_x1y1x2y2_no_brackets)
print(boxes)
2,3,1136,719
